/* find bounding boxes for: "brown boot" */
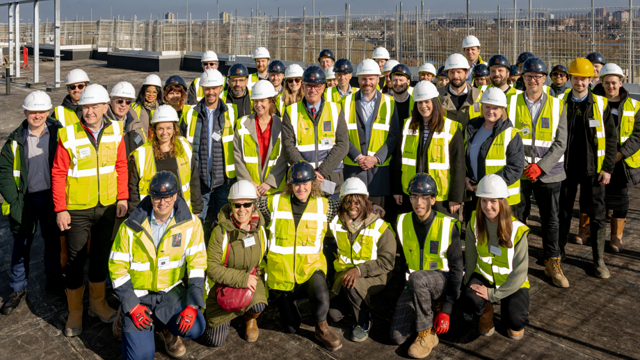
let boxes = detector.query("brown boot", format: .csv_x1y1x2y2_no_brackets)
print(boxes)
112,307,122,341
407,328,439,359
315,320,342,351
244,312,260,343
507,328,525,340
610,217,626,253
574,213,590,245
544,257,570,288
478,301,495,336
65,286,84,337
160,329,186,358
87,281,117,323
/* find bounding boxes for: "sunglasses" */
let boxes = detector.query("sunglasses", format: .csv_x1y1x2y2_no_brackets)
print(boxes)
287,78,301,83
203,62,217,66
233,202,253,209
115,99,133,105
551,73,567,78
67,84,85,91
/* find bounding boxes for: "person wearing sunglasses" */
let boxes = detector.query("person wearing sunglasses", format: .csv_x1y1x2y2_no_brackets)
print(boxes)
550,65,571,99
281,64,305,111
106,81,148,156
53,69,90,127
188,50,225,105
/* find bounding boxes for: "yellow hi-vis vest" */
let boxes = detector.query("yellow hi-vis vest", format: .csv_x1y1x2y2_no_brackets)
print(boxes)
237,116,286,194
397,211,457,281
266,194,328,291
620,98,640,168
54,106,81,127
479,84,523,97
400,117,460,201
131,137,194,208
58,120,123,210
131,103,155,121
470,210,530,289
556,88,572,100
1,141,20,216
561,93,608,173
220,89,254,111
444,91,483,124
342,92,395,167
481,127,522,205
276,94,285,115
328,217,389,273
325,86,360,103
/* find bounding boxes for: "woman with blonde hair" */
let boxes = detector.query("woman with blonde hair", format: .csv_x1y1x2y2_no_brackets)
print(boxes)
280,64,305,113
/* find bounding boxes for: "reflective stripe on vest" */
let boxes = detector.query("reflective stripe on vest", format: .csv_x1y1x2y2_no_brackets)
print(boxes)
131,103,142,119
621,98,640,168
592,94,608,173
484,127,521,205
557,88,572,100
195,77,203,102
54,106,80,127
237,116,285,194
1,141,21,216
287,100,341,169
248,73,260,91
343,92,394,166
329,217,387,273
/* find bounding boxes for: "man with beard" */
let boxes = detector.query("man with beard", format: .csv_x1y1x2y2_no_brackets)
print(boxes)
485,55,523,97
437,53,483,128
389,64,415,124
54,69,89,127
222,63,253,118
248,47,270,91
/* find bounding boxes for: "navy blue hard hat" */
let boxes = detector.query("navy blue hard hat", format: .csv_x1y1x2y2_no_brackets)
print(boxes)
149,171,179,197
268,60,286,74
302,65,326,84
407,173,438,197
510,65,521,76
437,66,447,77
488,55,510,69
586,52,606,65
550,64,568,75
334,58,353,74
288,160,317,184
390,64,412,80
522,58,548,75
164,75,187,91
516,52,535,65
228,63,249,78
473,64,490,78
318,49,335,62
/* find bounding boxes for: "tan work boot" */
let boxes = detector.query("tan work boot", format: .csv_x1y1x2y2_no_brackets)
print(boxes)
160,329,186,358
478,301,495,336
65,286,84,337
87,280,117,323
407,328,439,359
244,311,260,343
574,213,590,245
610,217,626,253
507,328,525,340
544,257,570,288
112,307,122,341
315,320,342,351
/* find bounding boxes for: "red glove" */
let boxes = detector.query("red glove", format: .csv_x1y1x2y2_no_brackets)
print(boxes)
524,164,543,182
176,305,199,336
129,304,153,330
433,312,450,334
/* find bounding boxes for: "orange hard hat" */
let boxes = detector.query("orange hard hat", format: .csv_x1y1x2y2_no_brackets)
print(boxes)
568,58,595,77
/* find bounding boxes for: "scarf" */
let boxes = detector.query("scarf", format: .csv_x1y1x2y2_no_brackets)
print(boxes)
143,100,159,112
231,210,260,232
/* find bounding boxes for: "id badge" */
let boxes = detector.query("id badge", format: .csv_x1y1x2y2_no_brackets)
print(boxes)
158,256,170,270
211,131,222,141
79,147,91,159
589,119,600,128
321,137,334,147
521,127,531,136
489,245,502,257
428,262,438,270
352,242,362,254
242,235,256,248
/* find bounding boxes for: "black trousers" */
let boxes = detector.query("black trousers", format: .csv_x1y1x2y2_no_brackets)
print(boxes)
65,204,117,290
461,273,529,331
514,180,562,259
328,286,369,324
272,270,331,333
605,162,630,218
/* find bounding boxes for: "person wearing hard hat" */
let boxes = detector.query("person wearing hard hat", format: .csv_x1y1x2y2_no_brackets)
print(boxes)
460,174,531,341
281,64,305,111
281,65,349,197
506,57,570,288
435,66,449,88
0,91,64,315
53,69,90,127
132,74,163,123
514,52,535,91
557,58,617,279
508,65,521,87
109,171,206,359
592,63,640,253
390,173,463,359
472,64,490,90
586,52,606,89
163,75,191,122
463,88,525,223
248,47,271,90
418,63,437,83
437,53,483,128
550,65,571,98
233,80,288,197
462,35,486,83
325,66,338,89
268,60,286,95
188,50,224,105
327,177,396,343
51,84,128,337
318,49,336,71
342,59,400,206
106,81,148,156
325,58,358,103
372,47,390,73
389,64,415,124
485,55,523,97
222,63,253,118
381,60,400,94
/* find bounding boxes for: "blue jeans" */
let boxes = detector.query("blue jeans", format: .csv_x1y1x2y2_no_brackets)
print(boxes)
199,179,234,244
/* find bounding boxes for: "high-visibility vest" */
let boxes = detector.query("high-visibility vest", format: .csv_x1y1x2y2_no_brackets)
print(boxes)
482,127,522,205
328,217,389,273
131,103,155,121
1,141,21,216
276,94,285,115
266,194,328,291
397,211,457,281
470,210,530,289
620,98,640,168
286,100,341,169
444,91,483,123
400,117,460,200
236,116,286,194
220,89,254,111
508,93,565,179
479,84,523,97
342,92,395,167
325,86,359,103
561,93,608,172
194,76,227,103
248,73,264,91
556,88,572,100
54,106,80,127
542,85,553,96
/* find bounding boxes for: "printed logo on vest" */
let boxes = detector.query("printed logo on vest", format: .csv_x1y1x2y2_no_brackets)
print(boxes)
430,241,438,254
474,102,480,112
541,117,550,129
172,233,182,247
324,120,332,131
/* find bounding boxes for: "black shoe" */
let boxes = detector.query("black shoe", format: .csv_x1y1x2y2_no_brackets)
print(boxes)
1,289,27,315
45,278,65,296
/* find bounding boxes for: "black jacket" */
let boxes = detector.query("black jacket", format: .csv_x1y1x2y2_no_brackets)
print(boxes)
227,88,252,118
61,95,83,119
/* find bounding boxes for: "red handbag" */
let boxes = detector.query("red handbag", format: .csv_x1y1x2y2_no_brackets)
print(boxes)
215,238,256,312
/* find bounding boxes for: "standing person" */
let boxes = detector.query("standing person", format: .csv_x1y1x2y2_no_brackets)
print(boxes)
461,174,531,341
389,64,415,124
586,52,606,89
390,173,463,359
132,74,163,124
508,65,522,87
163,75,191,122
418,63,437,83
462,35,486,83
0,91,63,315
592,63,640,253
268,60,286,95
381,60,400,94
109,171,207,359
486,55,522,97
371,47,391,74
438,53,483,128
507,58,570,288
188,50,224,105
318,49,335,71
436,66,449,88
514,52,535,91
325,58,358,102
325,67,338,89
281,64,305,111
558,58,617,279
472,64,490,89
222,63,253,118
550,65,571,98
52,84,128,337
53,69,89,127
248,47,270,90
106,81,148,156
342,59,400,206
234,81,288,197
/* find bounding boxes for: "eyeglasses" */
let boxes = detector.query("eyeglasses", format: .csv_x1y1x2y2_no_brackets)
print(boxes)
304,84,324,92
524,75,545,82
203,62,217,66
233,202,254,209
410,195,431,201
287,78,301,84
551,73,567,78
115,99,133,105
67,84,85,91
152,196,174,203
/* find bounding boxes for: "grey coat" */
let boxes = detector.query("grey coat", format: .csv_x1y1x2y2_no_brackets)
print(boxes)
106,106,147,156
437,82,483,128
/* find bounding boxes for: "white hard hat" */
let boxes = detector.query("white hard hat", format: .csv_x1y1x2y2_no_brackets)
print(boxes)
200,69,225,87
357,59,382,76
110,81,136,99
22,90,52,111
372,47,390,60
339,177,369,199
600,63,625,80
78,84,111,105
325,66,336,80
250,80,277,100
462,35,481,49
412,81,439,102
476,174,510,199
382,60,400,74
228,180,258,200
444,53,470,71
151,104,180,124
143,74,162,87
65,69,90,85
252,47,270,60
480,87,507,108
285,64,304,79
419,63,437,76
201,50,219,62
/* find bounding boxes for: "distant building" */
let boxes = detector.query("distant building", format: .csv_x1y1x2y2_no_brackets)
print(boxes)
220,12,231,24
165,12,175,20
613,11,629,21
595,8,606,18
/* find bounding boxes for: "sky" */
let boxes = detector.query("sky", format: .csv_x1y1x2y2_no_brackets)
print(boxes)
0,0,635,23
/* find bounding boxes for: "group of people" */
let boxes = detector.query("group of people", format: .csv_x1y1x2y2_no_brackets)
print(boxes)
1,33,638,360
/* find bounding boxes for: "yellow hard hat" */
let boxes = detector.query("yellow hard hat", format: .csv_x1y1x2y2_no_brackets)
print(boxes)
568,58,595,77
